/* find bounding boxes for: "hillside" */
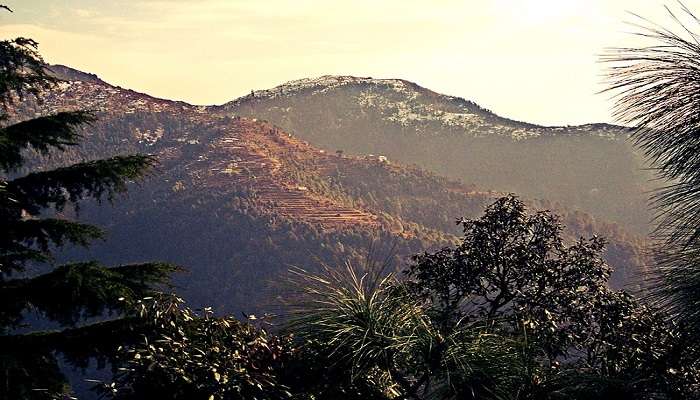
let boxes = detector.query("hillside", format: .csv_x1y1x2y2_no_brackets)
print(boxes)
5,67,648,314
219,75,654,235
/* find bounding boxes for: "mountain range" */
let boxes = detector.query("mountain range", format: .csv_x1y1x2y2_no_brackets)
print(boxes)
8,65,650,314
221,75,654,235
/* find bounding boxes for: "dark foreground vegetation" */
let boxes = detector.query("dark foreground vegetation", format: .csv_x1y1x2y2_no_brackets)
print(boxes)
3,3,700,400
91,196,698,400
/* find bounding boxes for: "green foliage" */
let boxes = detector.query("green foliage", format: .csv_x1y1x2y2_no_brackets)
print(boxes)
0,317,153,400
94,195,700,399
0,111,94,171
7,154,158,215
286,264,525,399
1,153,157,276
407,196,611,362
99,296,294,400
0,261,174,329
1,218,104,275
288,264,427,380
406,196,699,398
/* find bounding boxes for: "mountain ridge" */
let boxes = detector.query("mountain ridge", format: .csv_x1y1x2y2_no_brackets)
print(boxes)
218,71,652,233
49,65,624,133
230,74,626,133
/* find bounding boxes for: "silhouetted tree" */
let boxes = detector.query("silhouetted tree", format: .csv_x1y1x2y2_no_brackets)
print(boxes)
407,196,693,399
0,8,177,398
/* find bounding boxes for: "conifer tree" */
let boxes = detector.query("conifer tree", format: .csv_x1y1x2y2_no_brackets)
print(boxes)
0,8,177,398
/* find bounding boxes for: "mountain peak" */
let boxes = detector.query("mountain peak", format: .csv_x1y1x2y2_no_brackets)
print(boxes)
226,74,550,133
230,75,627,134
48,64,107,85
242,74,416,102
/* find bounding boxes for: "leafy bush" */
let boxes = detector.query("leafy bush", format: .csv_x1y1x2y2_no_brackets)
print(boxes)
99,295,294,400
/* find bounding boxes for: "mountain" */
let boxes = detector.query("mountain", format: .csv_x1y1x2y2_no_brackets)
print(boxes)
7,67,648,315
218,75,654,235
49,64,105,84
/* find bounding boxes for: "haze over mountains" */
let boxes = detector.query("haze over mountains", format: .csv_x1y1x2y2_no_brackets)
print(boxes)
10,65,650,313
222,75,655,235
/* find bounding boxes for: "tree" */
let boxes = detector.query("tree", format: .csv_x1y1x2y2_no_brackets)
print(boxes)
407,196,699,399
0,11,177,398
602,3,700,337
406,196,614,363
288,196,697,399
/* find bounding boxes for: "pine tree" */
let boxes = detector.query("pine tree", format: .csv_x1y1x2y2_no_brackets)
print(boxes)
0,9,178,398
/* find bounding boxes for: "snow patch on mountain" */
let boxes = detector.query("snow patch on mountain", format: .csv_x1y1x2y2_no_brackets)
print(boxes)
47,68,630,142
244,75,418,101
232,75,625,141
356,86,544,140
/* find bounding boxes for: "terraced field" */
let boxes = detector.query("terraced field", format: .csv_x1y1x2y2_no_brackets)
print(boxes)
201,118,379,229
19,70,382,231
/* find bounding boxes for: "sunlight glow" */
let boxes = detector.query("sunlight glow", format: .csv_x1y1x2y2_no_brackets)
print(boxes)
0,0,686,125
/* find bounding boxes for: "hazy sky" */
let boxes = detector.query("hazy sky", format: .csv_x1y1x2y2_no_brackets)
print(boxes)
0,1,695,125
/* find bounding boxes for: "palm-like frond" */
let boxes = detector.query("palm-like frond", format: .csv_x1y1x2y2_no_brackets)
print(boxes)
287,263,423,376
602,2,700,330
285,263,531,399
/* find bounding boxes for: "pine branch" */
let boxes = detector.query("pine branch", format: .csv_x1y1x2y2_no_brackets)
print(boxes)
3,218,104,251
0,261,179,328
0,219,104,276
7,154,159,215
0,317,146,364
0,16,182,398
0,111,96,172
0,350,66,400
0,246,49,269
0,318,148,399
0,37,56,105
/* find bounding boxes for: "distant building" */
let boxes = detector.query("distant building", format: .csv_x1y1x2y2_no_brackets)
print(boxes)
366,154,388,163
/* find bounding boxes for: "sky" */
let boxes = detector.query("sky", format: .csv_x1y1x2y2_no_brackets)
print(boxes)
0,1,695,125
